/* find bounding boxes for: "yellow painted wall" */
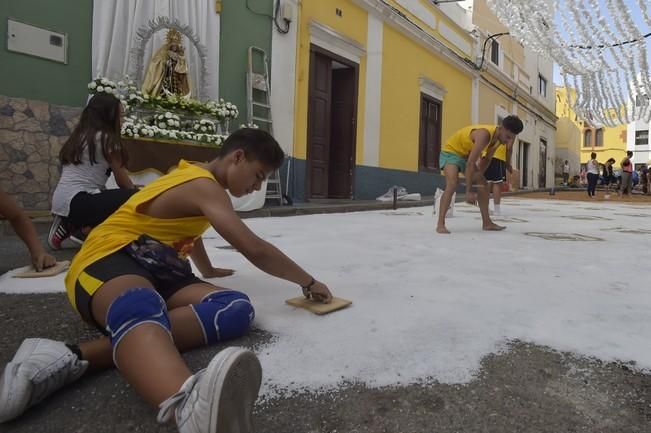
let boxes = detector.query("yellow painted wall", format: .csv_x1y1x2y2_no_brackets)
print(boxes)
556,87,627,165
555,87,580,153
386,0,474,59
580,126,627,164
293,0,368,161
379,24,472,171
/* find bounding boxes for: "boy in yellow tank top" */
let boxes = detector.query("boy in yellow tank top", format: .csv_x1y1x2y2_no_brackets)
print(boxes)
0,128,334,433
436,115,523,234
482,141,512,216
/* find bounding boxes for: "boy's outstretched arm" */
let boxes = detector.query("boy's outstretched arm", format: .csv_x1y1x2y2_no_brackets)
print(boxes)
0,190,56,271
195,182,333,303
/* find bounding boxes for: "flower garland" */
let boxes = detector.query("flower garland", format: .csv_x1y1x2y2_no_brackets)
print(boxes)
88,75,240,147
121,115,226,146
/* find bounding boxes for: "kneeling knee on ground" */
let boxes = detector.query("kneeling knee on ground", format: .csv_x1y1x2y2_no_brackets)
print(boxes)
191,290,255,345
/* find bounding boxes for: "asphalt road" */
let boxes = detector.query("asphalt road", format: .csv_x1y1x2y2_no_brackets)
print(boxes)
0,229,650,433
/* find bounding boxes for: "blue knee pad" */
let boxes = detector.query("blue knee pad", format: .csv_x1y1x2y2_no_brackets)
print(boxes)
191,290,254,345
106,288,171,362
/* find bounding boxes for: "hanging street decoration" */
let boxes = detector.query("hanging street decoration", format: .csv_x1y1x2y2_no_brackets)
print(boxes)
486,0,651,126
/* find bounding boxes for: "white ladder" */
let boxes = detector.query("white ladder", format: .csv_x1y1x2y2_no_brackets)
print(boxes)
247,46,283,206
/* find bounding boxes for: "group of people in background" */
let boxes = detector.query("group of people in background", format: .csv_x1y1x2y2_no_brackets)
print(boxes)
564,151,651,199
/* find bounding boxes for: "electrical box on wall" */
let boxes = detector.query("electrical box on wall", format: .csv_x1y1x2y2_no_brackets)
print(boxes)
7,18,68,64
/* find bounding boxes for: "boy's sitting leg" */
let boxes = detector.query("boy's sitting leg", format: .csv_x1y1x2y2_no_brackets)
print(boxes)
0,278,261,432
94,277,261,432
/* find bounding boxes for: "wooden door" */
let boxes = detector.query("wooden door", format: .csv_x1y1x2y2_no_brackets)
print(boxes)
328,67,356,198
306,49,332,198
539,138,547,187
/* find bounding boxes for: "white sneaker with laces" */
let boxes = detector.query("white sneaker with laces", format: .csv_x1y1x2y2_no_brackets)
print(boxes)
0,338,88,423
157,347,262,433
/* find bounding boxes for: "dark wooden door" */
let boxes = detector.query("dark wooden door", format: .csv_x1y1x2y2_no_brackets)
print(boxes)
520,141,529,187
328,68,356,198
306,50,332,198
419,94,442,170
539,138,547,187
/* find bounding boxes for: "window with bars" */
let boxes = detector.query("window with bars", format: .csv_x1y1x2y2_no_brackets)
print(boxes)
635,130,649,145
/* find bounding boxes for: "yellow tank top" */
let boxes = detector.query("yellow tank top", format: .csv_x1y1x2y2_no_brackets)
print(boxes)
442,124,499,159
482,143,507,161
65,160,214,307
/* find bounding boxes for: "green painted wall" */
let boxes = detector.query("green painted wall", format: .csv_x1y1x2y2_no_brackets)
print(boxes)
0,0,92,107
219,0,273,123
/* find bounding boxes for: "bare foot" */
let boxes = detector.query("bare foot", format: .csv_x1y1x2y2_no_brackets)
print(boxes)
483,222,506,231
436,226,451,234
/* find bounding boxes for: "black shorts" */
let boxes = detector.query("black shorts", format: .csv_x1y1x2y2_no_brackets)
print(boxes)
73,249,204,330
484,158,506,183
68,189,137,228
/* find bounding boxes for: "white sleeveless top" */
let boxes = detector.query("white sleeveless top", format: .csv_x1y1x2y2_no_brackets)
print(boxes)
587,159,599,175
51,133,112,217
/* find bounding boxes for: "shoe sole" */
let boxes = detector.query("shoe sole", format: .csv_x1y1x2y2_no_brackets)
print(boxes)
0,362,31,423
0,339,51,422
205,347,262,433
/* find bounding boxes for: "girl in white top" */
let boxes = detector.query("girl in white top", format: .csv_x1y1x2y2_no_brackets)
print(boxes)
586,152,599,198
48,94,136,249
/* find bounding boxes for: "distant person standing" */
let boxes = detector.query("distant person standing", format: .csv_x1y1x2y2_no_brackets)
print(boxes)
640,164,649,194
586,153,599,198
562,160,570,185
618,151,634,198
603,158,616,199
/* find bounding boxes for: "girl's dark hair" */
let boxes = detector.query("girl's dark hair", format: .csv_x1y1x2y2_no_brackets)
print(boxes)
217,128,285,169
59,93,126,166
591,152,597,159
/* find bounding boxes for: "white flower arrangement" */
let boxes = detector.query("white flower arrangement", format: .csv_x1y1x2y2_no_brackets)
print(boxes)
192,119,216,134
89,75,237,147
152,112,181,130
88,77,117,94
121,116,225,146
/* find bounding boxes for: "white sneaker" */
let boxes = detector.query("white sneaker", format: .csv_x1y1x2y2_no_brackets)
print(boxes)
0,338,88,423
157,347,262,433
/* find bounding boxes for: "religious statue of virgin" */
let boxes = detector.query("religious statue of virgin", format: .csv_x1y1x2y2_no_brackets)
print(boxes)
142,28,192,98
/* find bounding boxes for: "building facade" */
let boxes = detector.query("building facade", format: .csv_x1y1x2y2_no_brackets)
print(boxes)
272,0,478,201
626,118,651,170
555,86,627,178
471,0,557,189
